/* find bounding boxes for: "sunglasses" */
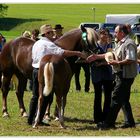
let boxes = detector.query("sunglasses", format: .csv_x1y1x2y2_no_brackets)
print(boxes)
46,31,54,34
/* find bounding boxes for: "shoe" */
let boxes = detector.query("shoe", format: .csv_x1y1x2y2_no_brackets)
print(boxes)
27,121,32,125
120,124,135,128
41,119,50,126
27,119,33,125
39,121,50,126
96,122,116,130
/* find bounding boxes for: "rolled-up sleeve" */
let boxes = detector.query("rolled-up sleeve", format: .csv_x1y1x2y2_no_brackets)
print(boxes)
126,44,136,60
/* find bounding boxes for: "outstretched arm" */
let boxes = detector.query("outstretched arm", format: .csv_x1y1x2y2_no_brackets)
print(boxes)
62,50,87,59
86,54,105,63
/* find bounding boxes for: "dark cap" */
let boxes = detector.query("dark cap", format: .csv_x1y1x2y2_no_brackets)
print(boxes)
54,24,64,29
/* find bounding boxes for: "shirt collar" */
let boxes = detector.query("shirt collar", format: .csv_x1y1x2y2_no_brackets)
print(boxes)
120,35,129,44
40,36,51,42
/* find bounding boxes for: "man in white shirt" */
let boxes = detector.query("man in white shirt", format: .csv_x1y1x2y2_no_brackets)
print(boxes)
28,24,86,125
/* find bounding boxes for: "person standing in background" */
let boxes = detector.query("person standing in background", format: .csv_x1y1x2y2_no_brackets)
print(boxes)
31,29,40,41
53,24,64,40
0,33,6,51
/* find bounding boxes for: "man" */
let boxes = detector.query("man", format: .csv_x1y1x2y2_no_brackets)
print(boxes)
28,24,86,126
53,24,64,40
87,24,137,129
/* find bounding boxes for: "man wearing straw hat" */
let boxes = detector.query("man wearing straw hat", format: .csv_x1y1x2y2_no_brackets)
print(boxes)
28,24,86,126
87,24,137,129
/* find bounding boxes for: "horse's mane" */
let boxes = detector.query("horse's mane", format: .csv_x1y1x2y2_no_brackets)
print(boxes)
86,28,99,45
62,28,80,37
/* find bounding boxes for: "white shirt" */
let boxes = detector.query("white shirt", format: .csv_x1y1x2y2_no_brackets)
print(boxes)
32,37,64,68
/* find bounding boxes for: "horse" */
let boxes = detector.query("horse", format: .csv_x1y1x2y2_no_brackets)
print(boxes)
33,26,99,128
0,38,35,117
0,26,99,127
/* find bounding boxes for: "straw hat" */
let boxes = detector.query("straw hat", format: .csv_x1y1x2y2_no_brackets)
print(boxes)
105,52,115,62
40,24,54,35
105,52,121,72
22,31,31,38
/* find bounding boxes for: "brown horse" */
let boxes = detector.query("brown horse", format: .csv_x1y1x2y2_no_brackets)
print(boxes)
0,37,35,117
33,27,99,128
0,26,99,126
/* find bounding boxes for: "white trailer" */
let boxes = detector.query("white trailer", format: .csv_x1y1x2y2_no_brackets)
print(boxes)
106,14,140,25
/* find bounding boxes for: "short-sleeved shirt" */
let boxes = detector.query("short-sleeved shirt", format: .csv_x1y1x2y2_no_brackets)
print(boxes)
32,37,64,68
112,35,137,78
91,43,113,83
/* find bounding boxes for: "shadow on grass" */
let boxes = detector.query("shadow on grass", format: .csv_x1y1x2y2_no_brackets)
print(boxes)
0,17,46,31
64,117,93,124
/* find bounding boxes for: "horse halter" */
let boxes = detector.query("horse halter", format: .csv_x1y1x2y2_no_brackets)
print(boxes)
81,25,99,54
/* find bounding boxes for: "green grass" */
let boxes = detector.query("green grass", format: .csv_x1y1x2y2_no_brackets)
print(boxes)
0,71,140,136
1,4,140,40
0,3,140,136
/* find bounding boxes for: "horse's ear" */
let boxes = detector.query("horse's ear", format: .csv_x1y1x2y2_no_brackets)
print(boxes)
80,24,87,32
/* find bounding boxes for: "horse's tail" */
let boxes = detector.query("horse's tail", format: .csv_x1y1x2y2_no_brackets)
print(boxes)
43,62,54,96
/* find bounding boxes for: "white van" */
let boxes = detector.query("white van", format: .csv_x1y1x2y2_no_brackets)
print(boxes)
106,14,140,25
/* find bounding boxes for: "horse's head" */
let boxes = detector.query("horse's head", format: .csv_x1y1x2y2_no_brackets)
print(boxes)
80,25,99,54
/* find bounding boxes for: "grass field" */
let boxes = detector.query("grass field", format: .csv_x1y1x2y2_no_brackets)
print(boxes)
1,4,140,40
0,3,140,136
0,71,140,136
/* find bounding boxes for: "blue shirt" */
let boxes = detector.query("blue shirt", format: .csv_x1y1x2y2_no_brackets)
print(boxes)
91,43,113,83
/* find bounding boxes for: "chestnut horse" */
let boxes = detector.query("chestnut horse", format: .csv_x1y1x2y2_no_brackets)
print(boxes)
0,26,99,127
33,27,99,128
0,38,35,117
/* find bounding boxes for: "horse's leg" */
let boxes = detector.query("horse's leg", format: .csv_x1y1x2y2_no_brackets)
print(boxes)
16,75,28,117
55,95,65,128
33,95,43,128
54,104,59,121
74,64,81,91
1,75,12,117
44,92,54,121
33,83,43,128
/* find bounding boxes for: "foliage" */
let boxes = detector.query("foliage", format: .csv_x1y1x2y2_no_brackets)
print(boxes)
0,4,8,17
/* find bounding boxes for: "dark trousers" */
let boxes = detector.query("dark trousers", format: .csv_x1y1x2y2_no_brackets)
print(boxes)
93,80,113,123
74,63,90,92
28,68,51,125
105,72,135,126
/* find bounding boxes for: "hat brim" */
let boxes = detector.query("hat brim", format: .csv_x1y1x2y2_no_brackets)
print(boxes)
105,52,115,62
54,27,64,29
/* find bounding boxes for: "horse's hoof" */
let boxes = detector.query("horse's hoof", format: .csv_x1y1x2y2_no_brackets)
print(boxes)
54,117,59,121
22,112,28,117
60,125,66,129
2,112,9,118
32,124,38,128
44,115,51,121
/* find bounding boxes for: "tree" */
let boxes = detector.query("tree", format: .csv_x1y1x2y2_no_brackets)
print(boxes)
0,4,8,17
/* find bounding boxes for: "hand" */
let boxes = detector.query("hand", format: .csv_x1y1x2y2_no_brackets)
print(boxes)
78,52,87,59
108,60,119,65
86,54,98,63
